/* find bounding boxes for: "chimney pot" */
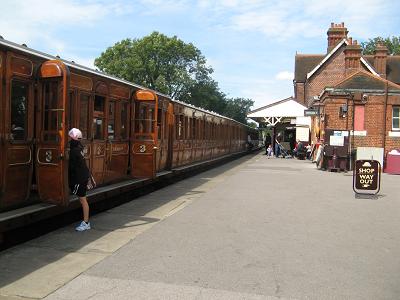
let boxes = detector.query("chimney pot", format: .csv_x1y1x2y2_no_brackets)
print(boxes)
327,22,348,52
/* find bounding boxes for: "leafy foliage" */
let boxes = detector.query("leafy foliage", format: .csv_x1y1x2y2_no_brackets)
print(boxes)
95,31,254,124
361,36,400,55
223,97,254,124
182,80,227,114
95,32,213,100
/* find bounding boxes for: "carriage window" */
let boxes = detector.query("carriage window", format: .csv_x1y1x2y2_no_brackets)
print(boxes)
175,115,183,140
79,94,89,139
192,118,196,140
135,102,155,135
108,101,116,140
94,95,104,112
157,108,162,140
68,91,75,130
11,80,28,141
93,95,105,140
184,117,189,139
120,101,128,140
43,81,61,142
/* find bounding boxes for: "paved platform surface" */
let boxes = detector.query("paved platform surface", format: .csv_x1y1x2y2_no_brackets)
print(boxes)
1,153,400,299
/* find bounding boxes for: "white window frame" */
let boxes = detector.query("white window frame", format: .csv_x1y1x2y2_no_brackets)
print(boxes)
393,106,400,130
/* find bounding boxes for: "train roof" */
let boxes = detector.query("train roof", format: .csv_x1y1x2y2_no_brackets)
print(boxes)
0,37,253,128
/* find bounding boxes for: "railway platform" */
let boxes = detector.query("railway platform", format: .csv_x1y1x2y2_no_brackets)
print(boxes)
0,149,254,250
1,152,400,299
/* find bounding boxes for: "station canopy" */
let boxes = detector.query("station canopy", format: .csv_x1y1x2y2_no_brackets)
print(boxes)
247,97,308,126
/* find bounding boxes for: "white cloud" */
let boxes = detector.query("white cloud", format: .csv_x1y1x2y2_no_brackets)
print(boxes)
276,71,293,81
0,0,134,52
224,0,395,41
216,75,293,109
139,0,188,15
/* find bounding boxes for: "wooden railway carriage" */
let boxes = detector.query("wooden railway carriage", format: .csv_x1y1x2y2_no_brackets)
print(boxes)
0,38,254,212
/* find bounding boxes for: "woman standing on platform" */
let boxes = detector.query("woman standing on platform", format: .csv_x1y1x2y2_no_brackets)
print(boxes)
68,128,91,231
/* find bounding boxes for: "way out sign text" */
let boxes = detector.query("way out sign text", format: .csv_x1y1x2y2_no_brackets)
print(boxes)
353,160,381,195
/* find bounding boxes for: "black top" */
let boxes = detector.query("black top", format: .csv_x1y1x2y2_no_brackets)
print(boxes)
265,134,271,145
68,140,90,185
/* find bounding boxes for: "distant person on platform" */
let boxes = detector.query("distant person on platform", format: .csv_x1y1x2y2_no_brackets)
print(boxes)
267,144,273,158
264,133,271,155
275,134,282,158
294,139,305,159
68,128,91,231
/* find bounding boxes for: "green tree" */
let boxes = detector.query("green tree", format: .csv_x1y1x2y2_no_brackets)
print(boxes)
94,32,213,100
183,80,227,115
222,97,254,124
361,36,400,55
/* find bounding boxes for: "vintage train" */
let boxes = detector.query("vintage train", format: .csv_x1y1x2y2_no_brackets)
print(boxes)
0,37,259,213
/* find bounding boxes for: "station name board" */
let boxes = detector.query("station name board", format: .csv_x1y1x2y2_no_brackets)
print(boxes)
304,109,318,116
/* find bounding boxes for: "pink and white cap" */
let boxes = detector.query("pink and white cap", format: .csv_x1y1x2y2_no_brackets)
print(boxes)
68,128,82,140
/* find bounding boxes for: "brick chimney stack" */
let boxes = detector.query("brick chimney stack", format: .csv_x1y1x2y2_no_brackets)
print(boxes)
344,39,362,76
374,43,388,78
327,22,348,52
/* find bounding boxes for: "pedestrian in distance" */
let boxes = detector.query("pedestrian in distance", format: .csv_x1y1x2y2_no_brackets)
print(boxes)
68,128,91,231
267,144,273,158
264,133,271,155
274,135,282,158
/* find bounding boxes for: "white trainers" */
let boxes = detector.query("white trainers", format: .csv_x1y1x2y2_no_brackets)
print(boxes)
75,221,91,231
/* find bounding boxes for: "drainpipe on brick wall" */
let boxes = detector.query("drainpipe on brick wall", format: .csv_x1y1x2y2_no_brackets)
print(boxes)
383,81,388,169
350,93,355,171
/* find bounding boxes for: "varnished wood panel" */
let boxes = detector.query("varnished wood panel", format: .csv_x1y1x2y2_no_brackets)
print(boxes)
36,165,65,204
0,51,4,204
95,82,108,95
71,73,93,91
131,154,154,178
37,148,60,165
10,55,33,77
136,90,156,101
111,143,129,155
104,142,129,183
39,61,62,78
7,147,31,165
91,142,106,184
110,84,130,99
3,166,31,206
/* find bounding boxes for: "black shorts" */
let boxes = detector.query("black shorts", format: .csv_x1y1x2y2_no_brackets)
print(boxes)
70,181,88,197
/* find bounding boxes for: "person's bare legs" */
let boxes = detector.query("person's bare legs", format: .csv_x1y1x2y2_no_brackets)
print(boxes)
79,196,89,223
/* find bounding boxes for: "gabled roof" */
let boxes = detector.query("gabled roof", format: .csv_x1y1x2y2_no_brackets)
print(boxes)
306,39,378,79
247,97,307,118
331,70,400,92
295,39,379,83
294,54,324,82
359,55,400,85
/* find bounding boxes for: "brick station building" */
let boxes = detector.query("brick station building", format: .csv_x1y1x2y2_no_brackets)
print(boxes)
294,22,400,170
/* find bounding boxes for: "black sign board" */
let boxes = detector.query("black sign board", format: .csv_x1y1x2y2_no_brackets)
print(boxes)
304,109,318,116
353,160,381,195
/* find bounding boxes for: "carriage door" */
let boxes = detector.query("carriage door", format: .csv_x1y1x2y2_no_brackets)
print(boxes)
103,84,131,183
36,60,69,205
131,90,158,178
165,103,174,170
1,53,35,209
91,82,108,185
0,52,3,205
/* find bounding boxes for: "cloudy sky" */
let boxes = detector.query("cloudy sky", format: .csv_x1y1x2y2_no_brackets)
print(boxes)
1,0,399,108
